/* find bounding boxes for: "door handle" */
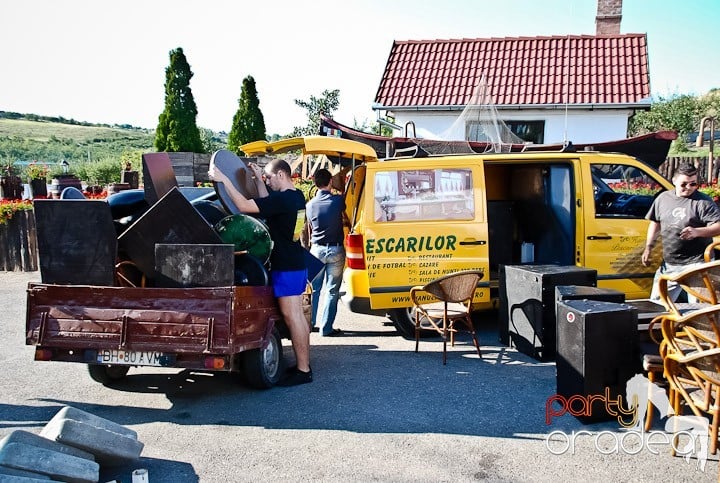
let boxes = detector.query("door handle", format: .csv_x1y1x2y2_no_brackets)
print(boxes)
459,240,487,245
587,235,612,240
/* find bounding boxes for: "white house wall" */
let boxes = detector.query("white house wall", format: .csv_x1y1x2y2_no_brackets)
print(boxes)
390,109,633,145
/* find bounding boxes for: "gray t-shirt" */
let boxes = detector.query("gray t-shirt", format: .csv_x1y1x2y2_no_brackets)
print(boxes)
306,190,345,246
646,190,720,264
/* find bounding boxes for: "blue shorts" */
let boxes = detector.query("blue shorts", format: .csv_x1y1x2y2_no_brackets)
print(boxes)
271,269,308,297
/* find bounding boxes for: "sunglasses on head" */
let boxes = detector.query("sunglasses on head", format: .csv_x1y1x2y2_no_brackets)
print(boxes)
680,181,698,188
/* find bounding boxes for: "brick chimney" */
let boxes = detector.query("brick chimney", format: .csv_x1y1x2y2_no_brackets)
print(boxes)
596,0,622,35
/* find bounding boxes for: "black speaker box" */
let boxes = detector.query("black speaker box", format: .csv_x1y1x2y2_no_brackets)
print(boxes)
499,264,597,361
556,299,640,423
555,285,625,305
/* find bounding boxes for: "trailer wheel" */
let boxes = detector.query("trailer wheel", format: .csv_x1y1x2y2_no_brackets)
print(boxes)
242,327,284,389
87,365,129,385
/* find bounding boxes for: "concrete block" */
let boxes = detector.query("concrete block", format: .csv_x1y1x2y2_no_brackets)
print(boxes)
0,429,95,461
41,406,137,440
0,464,52,480
0,442,99,483
41,419,143,465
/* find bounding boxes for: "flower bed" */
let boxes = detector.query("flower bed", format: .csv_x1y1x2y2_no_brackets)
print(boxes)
0,199,33,225
699,183,720,203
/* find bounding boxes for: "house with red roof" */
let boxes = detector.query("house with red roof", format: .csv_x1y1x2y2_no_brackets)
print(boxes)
372,0,650,145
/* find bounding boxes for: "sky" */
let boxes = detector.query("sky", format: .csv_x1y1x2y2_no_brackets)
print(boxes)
1,0,718,135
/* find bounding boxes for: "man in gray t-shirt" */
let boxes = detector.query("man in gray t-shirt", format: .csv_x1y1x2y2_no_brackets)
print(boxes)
306,168,347,336
642,163,720,301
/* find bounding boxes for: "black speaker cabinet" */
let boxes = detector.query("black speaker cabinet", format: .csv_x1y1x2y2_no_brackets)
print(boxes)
555,285,625,305
499,264,597,361
556,299,640,423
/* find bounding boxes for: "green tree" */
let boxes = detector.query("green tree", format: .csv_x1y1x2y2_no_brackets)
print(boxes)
154,47,204,153
291,89,340,137
200,128,226,154
228,76,267,154
629,94,702,139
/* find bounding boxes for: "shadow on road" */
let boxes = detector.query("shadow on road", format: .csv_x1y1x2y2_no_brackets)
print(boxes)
14,324,616,440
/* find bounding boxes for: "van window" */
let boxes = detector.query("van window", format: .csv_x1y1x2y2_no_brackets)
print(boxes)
592,164,664,218
374,168,474,222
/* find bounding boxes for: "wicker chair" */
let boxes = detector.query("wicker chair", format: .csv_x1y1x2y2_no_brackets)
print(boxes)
661,305,720,454
410,270,483,365
643,259,720,430
657,259,720,315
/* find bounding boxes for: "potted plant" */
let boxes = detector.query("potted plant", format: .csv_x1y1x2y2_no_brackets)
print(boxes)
26,160,49,198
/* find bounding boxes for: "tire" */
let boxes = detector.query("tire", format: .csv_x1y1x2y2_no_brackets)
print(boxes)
388,308,436,340
242,327,284,389
87,364,129,385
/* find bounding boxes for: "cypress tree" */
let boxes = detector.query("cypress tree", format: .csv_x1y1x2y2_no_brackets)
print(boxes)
155,47,204,153
228,76,267,154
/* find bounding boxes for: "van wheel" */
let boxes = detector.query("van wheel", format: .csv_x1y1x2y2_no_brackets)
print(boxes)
87,365,129,385
388,308,435,340
242,327,284,389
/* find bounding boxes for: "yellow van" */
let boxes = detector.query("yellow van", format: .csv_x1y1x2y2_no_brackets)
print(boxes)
244,137,673,338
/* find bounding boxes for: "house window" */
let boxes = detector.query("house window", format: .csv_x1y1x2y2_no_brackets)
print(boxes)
464,120,545,144
506,121,545,144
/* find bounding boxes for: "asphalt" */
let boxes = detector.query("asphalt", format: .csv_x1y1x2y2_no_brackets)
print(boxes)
1,270,717,482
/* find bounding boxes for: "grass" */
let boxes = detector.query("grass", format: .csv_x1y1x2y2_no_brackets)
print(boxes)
0,118,153,145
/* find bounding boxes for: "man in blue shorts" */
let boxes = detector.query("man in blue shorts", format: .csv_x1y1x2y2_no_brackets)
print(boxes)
209,158,312,386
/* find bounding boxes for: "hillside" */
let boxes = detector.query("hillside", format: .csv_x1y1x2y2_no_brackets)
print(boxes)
0,117,155,165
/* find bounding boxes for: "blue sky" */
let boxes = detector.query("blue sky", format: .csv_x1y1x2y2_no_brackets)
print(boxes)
1,0,717,135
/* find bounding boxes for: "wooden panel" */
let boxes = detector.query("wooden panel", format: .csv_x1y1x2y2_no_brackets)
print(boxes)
117,187,223,281
154,243,234,288
33,200,116,285
142,152,178,205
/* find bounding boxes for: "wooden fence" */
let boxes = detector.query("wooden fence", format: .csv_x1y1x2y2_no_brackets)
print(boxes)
0,211,38,271
658,156,720,183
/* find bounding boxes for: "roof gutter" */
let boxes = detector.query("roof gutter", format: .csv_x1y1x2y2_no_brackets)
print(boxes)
373,101,652,112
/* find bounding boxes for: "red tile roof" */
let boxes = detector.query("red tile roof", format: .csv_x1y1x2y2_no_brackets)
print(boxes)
374,34,650,109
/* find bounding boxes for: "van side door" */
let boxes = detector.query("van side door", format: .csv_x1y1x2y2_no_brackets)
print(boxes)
364,160,491,309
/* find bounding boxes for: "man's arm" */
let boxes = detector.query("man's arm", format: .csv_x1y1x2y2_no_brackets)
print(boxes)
680,221,720,240
250,164,269,198
642,221,660,266
209,163,260,214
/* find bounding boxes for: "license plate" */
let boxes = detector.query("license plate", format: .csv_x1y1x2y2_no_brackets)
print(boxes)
96,349,165,367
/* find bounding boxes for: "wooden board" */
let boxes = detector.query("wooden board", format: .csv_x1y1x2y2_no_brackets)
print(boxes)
118,187,223,281
33,200,117,286
142,152,178,205
210,150,260,215
154,244,234,288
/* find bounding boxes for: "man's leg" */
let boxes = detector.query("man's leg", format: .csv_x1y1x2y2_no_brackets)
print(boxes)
320,247,346,336
310,246,327,328
277,294,311,372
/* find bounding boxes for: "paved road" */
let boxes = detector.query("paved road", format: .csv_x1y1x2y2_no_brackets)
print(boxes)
1,271,716,482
